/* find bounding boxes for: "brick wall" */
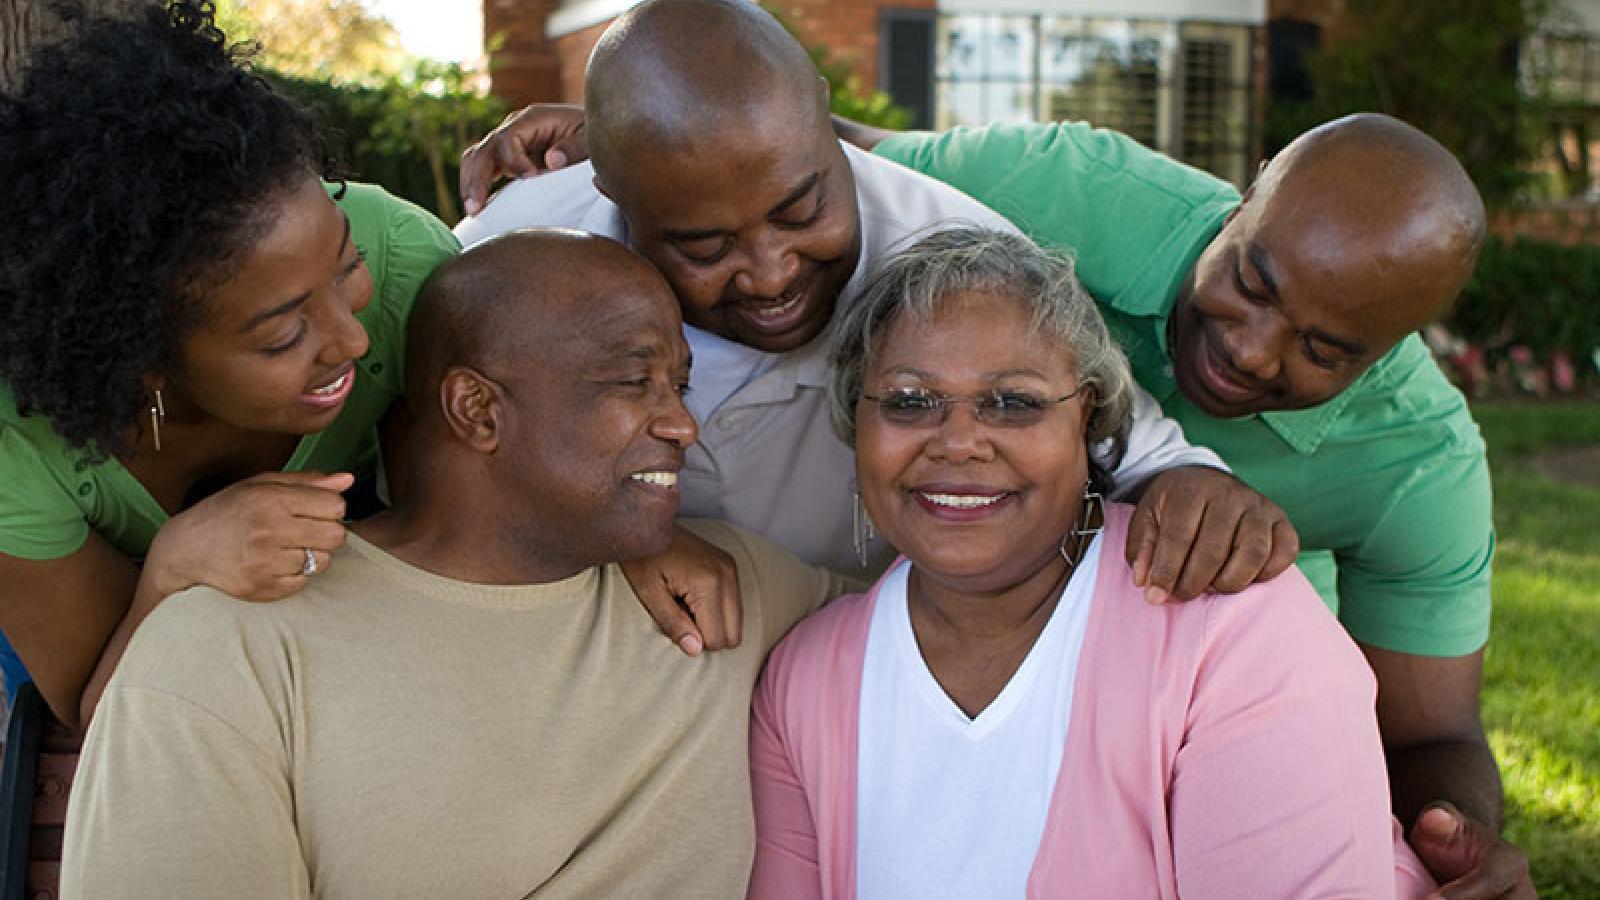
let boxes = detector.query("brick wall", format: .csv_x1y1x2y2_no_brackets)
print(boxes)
487,0,937,106
553,21,609,103
484,0,565,105
766,0,936,90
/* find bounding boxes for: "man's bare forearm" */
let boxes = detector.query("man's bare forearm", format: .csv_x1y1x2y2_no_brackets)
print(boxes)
1387,735,1504,830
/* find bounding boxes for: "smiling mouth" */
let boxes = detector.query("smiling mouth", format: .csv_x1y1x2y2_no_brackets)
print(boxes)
308,369,351,396
919,491,1007,509
630,470,679,488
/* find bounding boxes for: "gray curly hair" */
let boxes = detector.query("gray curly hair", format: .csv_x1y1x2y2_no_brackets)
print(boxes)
826,226,1134,495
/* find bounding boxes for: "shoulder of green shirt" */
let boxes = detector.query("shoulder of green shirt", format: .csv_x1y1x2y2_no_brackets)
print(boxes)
328,182,459,397
1259,333,1484,456
875,123,1238,319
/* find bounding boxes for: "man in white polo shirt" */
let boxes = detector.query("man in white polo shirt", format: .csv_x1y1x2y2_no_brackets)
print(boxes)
456,0,1296,600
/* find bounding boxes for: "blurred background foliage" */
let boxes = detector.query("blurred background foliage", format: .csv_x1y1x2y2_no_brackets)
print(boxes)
215,0,907,224
1264,0,1551,207
217,0,503,225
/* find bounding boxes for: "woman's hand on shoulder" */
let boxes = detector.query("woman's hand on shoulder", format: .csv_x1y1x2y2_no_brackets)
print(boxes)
619,523,743,657
145,471,354,602
1124,465,1301,603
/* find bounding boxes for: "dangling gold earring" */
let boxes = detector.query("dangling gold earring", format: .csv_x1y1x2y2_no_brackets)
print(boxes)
852,490,877,569
149,389,166,452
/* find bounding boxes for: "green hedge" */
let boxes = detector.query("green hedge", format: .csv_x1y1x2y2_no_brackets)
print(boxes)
1452,235,1600,361
266,65,506,226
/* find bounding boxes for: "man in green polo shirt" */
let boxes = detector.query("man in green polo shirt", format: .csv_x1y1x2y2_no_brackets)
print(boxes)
458,110,1530,897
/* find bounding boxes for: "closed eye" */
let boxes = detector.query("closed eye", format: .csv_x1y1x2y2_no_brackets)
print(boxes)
263,323,307,355
677,237,732,265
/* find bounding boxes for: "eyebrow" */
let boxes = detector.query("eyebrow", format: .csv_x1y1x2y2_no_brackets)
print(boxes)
1246,242,1368,358
661,172,821,244
1244,242,1282,302
239,214,352,333
876,366,1051,383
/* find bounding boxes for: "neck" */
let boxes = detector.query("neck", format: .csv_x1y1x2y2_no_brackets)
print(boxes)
354,487,591,586
908,551,1072,642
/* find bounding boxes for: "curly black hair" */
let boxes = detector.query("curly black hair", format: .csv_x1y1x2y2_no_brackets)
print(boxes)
0,0,330,458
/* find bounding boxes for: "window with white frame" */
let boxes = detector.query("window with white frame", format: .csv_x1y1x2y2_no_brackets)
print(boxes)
928,13,1253,187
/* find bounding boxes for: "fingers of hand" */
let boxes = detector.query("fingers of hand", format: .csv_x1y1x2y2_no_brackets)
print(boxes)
679,584,729,652
1138,490,1206,602
1169,502,1247,600
459,140,494,215
495,129,542,178
719,559,744,649
1257,515,1301,583
1123,506,1160,589
1208,508,1278,595
640,582,704,656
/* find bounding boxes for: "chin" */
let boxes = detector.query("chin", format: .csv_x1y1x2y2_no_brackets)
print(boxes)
611,530,676,565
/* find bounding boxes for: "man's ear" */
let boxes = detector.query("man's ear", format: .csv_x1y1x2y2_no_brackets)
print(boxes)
440,366,501,454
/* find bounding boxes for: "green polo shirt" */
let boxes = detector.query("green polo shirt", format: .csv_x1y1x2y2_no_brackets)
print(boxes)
877,122,1493,657
0,182,458,562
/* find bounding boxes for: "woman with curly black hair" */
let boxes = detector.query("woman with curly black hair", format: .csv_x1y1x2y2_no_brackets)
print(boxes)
0,0,458,729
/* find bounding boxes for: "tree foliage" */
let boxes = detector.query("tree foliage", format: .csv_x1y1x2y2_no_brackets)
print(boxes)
1270,0,1550,206
214,0,405,82
215,0,501,223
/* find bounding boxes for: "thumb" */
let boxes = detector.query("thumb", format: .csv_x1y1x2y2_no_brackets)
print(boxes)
1123,503,1158,591
305,471,357,492
250,471,356,491
1409,803,1475,881
546,128,587,171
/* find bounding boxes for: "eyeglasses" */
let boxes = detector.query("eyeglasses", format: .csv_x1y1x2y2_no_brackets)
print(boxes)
860,384,1087,428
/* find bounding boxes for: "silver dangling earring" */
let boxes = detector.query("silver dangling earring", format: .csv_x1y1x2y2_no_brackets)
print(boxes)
852,491,878,568
1059,481,1105,569
149,389,166,452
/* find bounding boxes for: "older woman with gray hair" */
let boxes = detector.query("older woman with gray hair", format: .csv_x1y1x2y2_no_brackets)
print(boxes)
748,226,1433,899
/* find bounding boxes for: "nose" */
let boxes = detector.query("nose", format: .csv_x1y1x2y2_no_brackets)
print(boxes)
319,292,370,365
924,402,993,464
650,386,699,451
731,231,801,299
1221,310,1288,382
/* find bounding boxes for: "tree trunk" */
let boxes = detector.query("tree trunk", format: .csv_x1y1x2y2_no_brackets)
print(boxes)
0,0,145,95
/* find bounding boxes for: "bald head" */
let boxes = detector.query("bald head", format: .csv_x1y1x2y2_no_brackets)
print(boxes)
585,0,829,178
404,228,676,427
1169,114,1488,418
1256,112,1486,322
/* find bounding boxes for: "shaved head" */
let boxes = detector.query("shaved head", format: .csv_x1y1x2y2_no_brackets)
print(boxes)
404,228,676,424
585,0,829,178
393,228,695,578
1256,112,1486,322
1169,113,1488,417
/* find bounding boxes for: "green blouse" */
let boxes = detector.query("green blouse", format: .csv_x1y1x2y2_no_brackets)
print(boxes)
0,183,458,562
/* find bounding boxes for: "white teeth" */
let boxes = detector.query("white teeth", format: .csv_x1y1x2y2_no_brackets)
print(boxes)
748,295,801,319
309,371,350,396
631,471,678,488
921,492,1004,509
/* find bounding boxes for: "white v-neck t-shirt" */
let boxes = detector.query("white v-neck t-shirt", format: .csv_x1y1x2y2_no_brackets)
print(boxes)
855,536,1102,899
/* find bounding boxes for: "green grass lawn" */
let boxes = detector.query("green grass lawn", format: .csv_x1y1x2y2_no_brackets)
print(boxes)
1471,401,1600,899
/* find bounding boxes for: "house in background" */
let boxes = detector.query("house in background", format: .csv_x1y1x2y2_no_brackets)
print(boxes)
483,0,1600,200
486,0,1265,187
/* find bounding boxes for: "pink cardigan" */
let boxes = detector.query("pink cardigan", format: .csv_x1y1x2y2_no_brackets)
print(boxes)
748,503,1435,899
